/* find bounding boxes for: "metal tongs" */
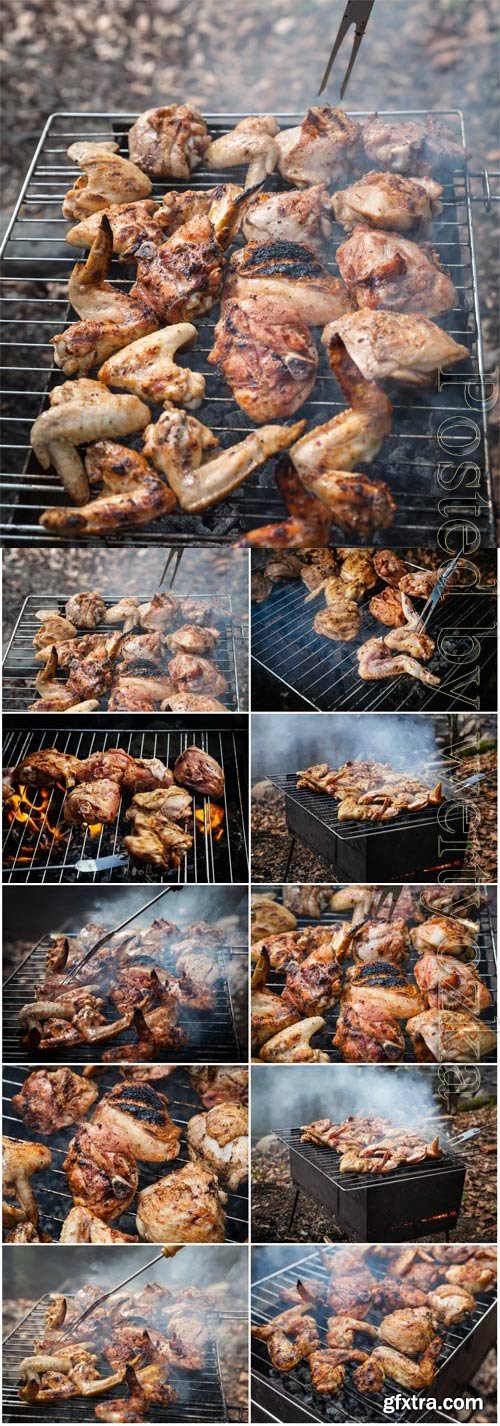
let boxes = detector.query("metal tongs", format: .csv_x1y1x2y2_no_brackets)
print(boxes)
57,1247,183,1340
319,0,375,97
370,886,404,920
420,552,462,628
60,885,182,984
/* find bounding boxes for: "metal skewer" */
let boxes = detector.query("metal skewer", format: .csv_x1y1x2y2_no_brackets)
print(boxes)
61,886,181,984
57,1246,183,1339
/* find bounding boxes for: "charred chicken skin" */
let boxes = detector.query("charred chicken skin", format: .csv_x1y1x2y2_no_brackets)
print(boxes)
252,1307,320,1370
224,239,354,327
64,1123,138,1221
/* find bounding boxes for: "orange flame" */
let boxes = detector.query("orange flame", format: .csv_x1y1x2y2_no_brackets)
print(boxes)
195,804,225,842
4,783,66,861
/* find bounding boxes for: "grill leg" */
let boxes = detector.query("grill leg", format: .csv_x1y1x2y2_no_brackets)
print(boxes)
283,836,296,882
287,1187,301,1232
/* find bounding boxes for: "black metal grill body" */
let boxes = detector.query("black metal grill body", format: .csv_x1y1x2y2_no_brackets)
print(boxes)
0,110,495,547
271,774,470,881
3,1065,248,1241
251,1249,497,1424
3,1294,228,1423
252,575,497,714
2,715,248,883
3,592,242,712
259,894,497,1064
278,1128,465,1241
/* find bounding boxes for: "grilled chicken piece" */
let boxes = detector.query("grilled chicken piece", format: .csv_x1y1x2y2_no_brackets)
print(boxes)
369,586,405,626
350,919,409,966
173,745,224,797
117,631,163,671
136,1161,226,1242
410,914,479,958
103,1002,187,1061
251,949,300,1052
167,653,227,698
209,296,318,421
252,1307,320,1370
283,884,334,918
224,239,353,326
357,1339,442,1391
189,1068,248,1111
128,104,209,177
242,452,333,548
105,598,141,631
74,749,131,783
242,184,332,250
362,114,462,175
138,592,179,631
341,1132,441,1175
371,549,407,585
65,592,106,628
124,808,193,869
333,170,443,234
445,1260,496,1293
406,1009,496,1063
327,1274,375,1319
283,942,343,1017
369,1278,428,1312
330,884,374,924
33,613,77,649
40,440,175,537
326,1317,378,1349
252,894,297,940
64,1123,138,1221
426,1284,477,1326
109,676,174,711
399,569,439,598
11,748,80,787
166,624,220,655
7,1222,44,1242
54,218,158,376
32,379,150,506
413,952,491,1015
143,400,304,511
66,198,171,254
383,594,436,660
63,776,121,825
59,1207,137,1243
276,106,361,187
131,212,232,324
333,1003,405,1062
206,114,279,185
313,600,360,642
357,636,440,688
329,309,469,386
12,1068,98,1134
162,693,227,711
343,961,424,1018
337,224,457,316
3,1137,52,1226
122,757,174,793
259,1016,329,1063
187,1101,248,1191
126,787,191,822
159,184,244,239
251,930,306,970
99,322,205,409
62,141,152,221
94,1083,181,1163
309,1348,368,1394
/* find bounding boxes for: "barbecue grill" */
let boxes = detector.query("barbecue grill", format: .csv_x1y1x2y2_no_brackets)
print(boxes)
276,1127,465,1242
2,715,248,883
3,1293,228,1423
3,1064,248,1243
268,773,473,882
253,887,497,1064
251,1247,497,1424
2,592,244,712
251,570,497,713
0,109,496,547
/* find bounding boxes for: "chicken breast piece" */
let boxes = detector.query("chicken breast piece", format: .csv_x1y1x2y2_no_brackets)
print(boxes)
128,104,209,178
94,1083,181,1163
327,310,469,385
224,240,353,327
242,184,332,250
276,107,361,187
406,1009,497,1062
12,1069,99,1134
136,1162,226,1242
336,225,457,317
209,296,318,421
62,142,152,221
332,171,443,234
187,1102,248,1191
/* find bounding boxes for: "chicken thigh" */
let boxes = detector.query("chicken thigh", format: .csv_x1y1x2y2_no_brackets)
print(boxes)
276,107,361,187
242,184,332,250
64,1123,138,1221
336,225,457,316
187,1102,248,1191
94,1083,181,1163
224,240,353,326
136,1162,226,1242
209,296,318,421
128,104,209,178
328,310,469,385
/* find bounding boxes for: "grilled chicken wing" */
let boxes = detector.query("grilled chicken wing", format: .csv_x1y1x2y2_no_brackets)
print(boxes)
99,323,205,409
251,930,307,970
187,1101,248,1191
276,106,361,187
350,919,409,966
224,239,353,326
63,777,121,825
357,636,440,688
326,1317,378,1349
413,952,491,1015
259,1016,329,1062
33,613,77,650
251,894,298,940
410,914,479,958
252,1307,320,1370
209,296,318,421
64,1123,138,1221
362,114,462,175
128,104,209,177
159,183,244,238
32,379,150,506
333,171,443,234
445,1259,496,1293
206,114,279,185
242,453,333,548
94,1083,181,1163
66,198,172,254
40,441,176,536
12,1069,98,1134
333,1003,405,1062
337,224,457,316
62,141,152,221
251,949,300,1052
3,1137,52,1226
136,1162,226,1242
328,309,469,385
53,218,158,376
142,401,304,511
173,745,224,797
406,1009,496,1062
243,184,332,252
59,1207,137,1243
188,1067,248,1110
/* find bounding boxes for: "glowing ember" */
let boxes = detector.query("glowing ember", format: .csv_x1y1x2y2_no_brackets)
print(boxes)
87,823,103,837
195,804,225,842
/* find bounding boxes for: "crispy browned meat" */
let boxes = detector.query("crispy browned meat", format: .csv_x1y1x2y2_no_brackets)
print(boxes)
124,808,193,870
209,296,318,421
373,550,408,586
224,240,353,326
413,954,492,1016
118,632,163,671
40,441,175,538
168,653,227,698
252,1306,320,1370
108,676,176,711
131,214,225,324
66,198,170,254
62,777,121,825
64,1123,138,1221
65,593,106,628
173,746,224,798
99,323,205,410
333,1003,405,1063
188,1067,248,1109
251,949,300,1052
276,107,361,187
337,225,457,316
122,757,174,793
362,114,462,175
12,1069,98,1134
74,749,131,784
369,586,406,626
136,1161,226,1242
12,750,81,787
128,104,209,178
243,184,332,250
332,171,443,234
62,141,152,221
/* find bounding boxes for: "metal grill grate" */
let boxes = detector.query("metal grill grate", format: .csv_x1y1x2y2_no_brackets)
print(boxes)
3,1294,228,1423
3,1065,248,1241
276,1126,465,1193
2,592,242,712
255,896,497,1064
0,110,495,546
251,1248,497,1424
2,720,248,883
269,772,449,838
251,574,497,713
